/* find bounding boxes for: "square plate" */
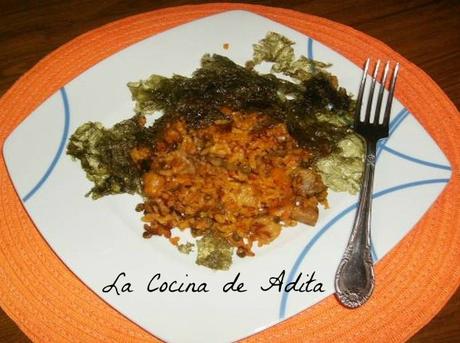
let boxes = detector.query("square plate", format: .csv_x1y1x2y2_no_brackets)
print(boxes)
2,10,452,343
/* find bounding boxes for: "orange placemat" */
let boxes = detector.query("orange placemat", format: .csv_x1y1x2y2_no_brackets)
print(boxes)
0,4,459,342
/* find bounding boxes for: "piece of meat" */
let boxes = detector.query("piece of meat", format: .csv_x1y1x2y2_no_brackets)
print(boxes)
291,168,326,197
290,205,318,226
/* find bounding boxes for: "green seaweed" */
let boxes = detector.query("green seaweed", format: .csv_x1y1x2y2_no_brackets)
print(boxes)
196,232,233,271
67,116,153,199
128,53,354,155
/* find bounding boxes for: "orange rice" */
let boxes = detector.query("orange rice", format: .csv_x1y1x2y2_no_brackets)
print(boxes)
132,109,328,257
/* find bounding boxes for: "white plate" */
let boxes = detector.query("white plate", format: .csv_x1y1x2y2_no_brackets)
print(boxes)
2,10,452,343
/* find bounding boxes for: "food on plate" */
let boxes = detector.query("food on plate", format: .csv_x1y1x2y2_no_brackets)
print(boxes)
67,32,364,270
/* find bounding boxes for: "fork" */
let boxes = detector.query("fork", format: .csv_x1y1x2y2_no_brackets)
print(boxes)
334,59,400,308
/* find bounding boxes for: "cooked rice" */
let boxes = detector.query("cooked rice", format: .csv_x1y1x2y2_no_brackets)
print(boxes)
132,109,328,257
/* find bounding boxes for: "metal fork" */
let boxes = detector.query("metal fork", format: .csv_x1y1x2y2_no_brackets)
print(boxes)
335,59,400,308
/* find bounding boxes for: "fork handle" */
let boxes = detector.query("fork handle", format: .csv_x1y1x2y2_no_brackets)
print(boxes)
335,139,376,308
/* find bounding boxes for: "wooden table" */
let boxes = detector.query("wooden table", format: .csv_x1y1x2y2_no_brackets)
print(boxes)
0,1,458,342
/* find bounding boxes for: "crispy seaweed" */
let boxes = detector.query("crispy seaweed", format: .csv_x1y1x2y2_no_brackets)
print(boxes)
128,54,354,155
67,116,153,199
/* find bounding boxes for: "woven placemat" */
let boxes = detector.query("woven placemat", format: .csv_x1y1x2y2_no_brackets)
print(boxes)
0,4,458,342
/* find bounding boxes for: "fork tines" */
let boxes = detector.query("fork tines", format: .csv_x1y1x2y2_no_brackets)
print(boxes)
354,59,400,129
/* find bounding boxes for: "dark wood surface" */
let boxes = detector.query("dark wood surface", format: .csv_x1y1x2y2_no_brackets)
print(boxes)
0,1,458,342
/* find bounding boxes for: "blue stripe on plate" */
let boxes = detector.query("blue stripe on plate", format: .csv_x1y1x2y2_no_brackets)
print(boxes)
22,87,70,202
382,146,451,170
376,108,409,160
371,243,378,262
307,38,314,60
